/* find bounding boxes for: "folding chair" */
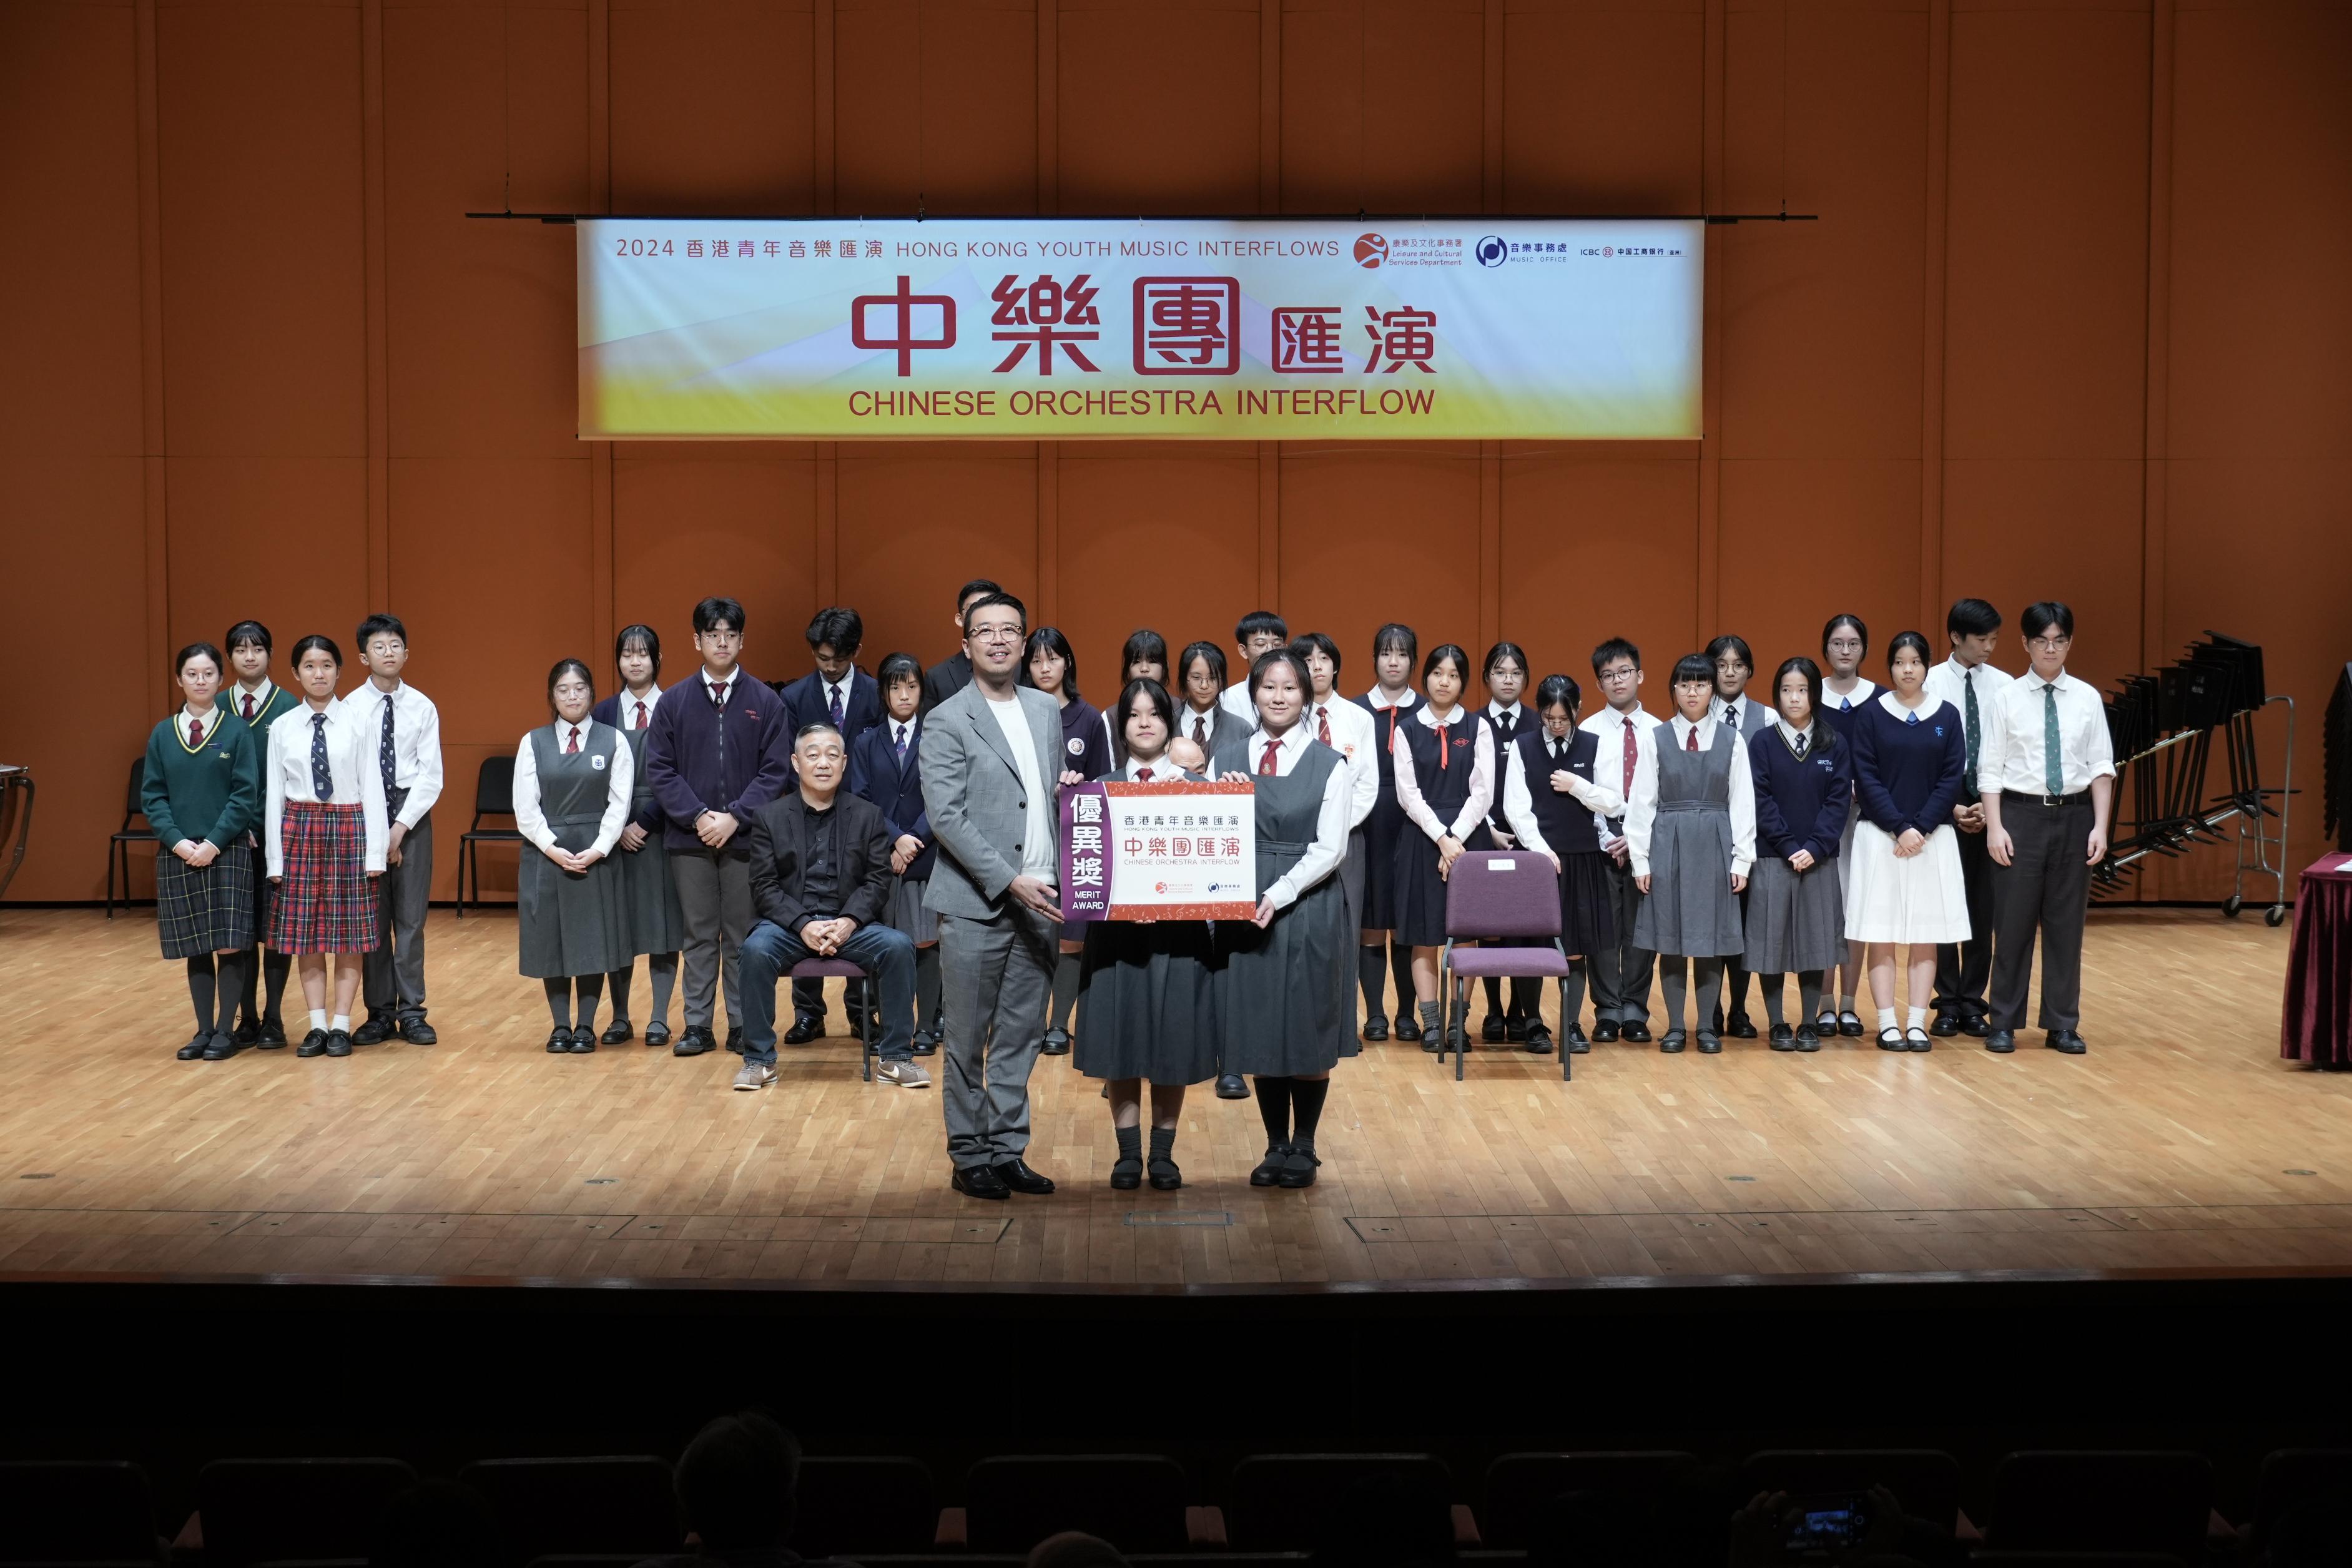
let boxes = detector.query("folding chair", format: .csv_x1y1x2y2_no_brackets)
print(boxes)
791,956,878,1080
1437,850,1579,1080
455,754,523,916
106,757,154,917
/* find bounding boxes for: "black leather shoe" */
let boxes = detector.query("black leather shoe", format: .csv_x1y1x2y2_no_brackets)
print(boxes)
1728,1014,1758,1040
1838,1010,1866,1037
1251,1145,1291,1187
1931,1011,1962,1036
1277,1145,1320,1188
1659,1031,1686,1054
176,1034,211,1061
257,1020,287,1049
1422,1029,1442,1054
2046,1029,2087,1055
1396,1019,1424,1044
1564,1024,1591,1054
1361,1017,1389,1042
952,1164,1010,1200
1984,1029,2016,1054
1814,1011,1840,1037
1877,1028,1906,1051
1591,1020,1620,1043
600,1019,635,1046
1961,1014,1991,1037
993,1158,1056,1195
1525,1024,1555,1055
1214,1073,1251,1100
399,1017,437,1045
232,1021,260,1047
1147,1157,1183,1192
1506,1015,1530,1044
204,1031,242,1061
910,1031,938,1057
350,1015,391,1046
724,1029,744,1054
1482,1014,1509,1044
1109,1156,1143,1191
1794,1026,1821,1052
783,1016,823,1046
568,1028,597,1054
546,1029,571,1054
296,1029,330,1058
1769,1023,1796,1051
672,1026,716,1057
324,1029,353,1058
1906,1028,1932,1052
644,1021,672,1049
1621,1021,1653,1044
1696,1031,1723,1054
1040,1027,1071,1056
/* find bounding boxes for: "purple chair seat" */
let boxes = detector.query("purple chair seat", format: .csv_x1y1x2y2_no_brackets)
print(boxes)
1440,851,1575,1082
1446,946,1575,979
787,958,878,1080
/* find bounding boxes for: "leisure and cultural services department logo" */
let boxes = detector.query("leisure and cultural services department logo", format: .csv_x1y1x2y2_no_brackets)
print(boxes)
1353,234,1389,268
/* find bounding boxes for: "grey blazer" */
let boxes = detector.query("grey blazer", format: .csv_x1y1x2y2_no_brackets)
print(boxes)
918,681,1066,919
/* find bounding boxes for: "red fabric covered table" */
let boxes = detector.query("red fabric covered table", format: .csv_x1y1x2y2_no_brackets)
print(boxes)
2283,853,2352,1065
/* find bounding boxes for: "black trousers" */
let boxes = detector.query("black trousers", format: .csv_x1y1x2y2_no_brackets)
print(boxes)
792,973,868,1021
1593,850,1654,1024
1933,814,1997,1017
1987,796,2093,1032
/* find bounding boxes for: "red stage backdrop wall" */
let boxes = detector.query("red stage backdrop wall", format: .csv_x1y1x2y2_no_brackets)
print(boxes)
2,0,2346,905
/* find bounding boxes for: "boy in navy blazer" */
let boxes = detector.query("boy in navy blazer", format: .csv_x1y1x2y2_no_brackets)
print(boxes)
776,605,884,1038
643,595,795,1058
850,650,943,1054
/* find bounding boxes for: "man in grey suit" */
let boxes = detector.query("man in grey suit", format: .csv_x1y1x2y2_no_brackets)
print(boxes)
918,591,1066,1200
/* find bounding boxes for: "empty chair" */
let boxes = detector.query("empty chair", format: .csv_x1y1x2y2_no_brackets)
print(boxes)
0,1461,164,1566
965,1456,1193,1554
1988,1452,2213,1565
1436,851,1580,1080
455,754,523,914
457,1458,677,1564
1740,1450,1964,1535
1479,1451,1695,1549
2248,1450,2352,1557
1226,1453,1454,1554
196,1458,417,1568
105,757,154,917
790,1457,940,1557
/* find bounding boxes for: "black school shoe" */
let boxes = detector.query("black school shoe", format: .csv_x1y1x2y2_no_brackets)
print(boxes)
323,1029,353,1058
1251,1144,1291,1187
672,1026,716,1057
1361,1017,1389,1042
1768,1023,1797,1052
351,1014,393,1046
1276,1145,1320,1188
1109,1156,1143,1191
296,1029,330,1059
176,1032,212,1061
1728,1014,1759,1040
644,1021,672,1049
1592,1020,1620,1043
1040,1027,1071,1057
1215,1074,1251,1100
601,1019,635,1045
256,1020,287,1049
1838,1010,1866,1037
1563,1024,1591,1054
568,1028,597,1054
399,1017,437,1045
546,1029,571,1054
1960,1014,1991,1038
910,1031,938,1057
1147,1157,1183,1192
1659,1031,1687,1054
1985,1029,2017,1054
782,1016,824,1046
1395,1019,1424,1045
1525,1022,1555,1055
1695,1031,1723,1054
232,1021,260,1047
201,1032,240,1062
1482,1014,1509,1044
1794,1026,1821,1052
1621,1021,1653,1044
2046,1029,2088,1055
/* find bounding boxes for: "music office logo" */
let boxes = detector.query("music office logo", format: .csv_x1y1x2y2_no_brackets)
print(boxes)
1475,235,1508,267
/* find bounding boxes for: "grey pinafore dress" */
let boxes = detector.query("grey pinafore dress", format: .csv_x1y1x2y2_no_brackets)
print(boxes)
616,720,687,956
1631,725,1746,959
518,722,631,979
1216,738,1357,1076
1072,768,1222,1085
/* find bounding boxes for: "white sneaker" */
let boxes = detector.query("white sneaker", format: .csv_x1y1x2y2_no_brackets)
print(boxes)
877,1059,932,1089
732,1061,776,1090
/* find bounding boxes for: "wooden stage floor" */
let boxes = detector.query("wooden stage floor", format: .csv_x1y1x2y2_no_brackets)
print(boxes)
1,903,2343,1292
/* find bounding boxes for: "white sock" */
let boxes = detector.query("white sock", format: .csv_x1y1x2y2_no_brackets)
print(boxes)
309,1009,328,1032
1876,1007,1897,1033
1906,1006,1927,1031
330,1014,350,1033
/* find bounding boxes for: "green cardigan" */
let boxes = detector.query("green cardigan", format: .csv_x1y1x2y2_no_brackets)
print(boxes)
142,711,262,850
227,681,303,735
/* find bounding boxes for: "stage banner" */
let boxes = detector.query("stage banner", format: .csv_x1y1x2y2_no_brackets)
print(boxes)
1060,779,1259,923
578,218,1701,440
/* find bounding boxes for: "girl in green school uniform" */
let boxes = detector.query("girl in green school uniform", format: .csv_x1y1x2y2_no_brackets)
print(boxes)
144,642,265,1061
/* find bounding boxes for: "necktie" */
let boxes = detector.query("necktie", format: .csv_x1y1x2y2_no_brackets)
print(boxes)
2044,683,2064,795
711,679,729,711
1685,724,1699,753
829,683,844,728
1963,667,1982,796
1259,738,1281,776
378,695,397,798
1317,705,1331,746
1621,719,1637,796
188,717,205,748
1906,710,1920,727
1794,729,1809,760
1137,766,1153,783
1841,695,1853,711
893,723,908,763
241,693,255,721
565,725,581,755
634,699,648,730
1554,738,1567,762
310,713,332,801
1193,715,1207,747
1724,702,1739,733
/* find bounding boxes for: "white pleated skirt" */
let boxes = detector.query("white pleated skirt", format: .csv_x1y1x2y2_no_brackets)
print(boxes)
1843,821,1972,944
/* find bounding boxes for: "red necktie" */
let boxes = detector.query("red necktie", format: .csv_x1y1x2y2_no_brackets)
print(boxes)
188,717,205,747
566,726,581,754
1686,724,1700,752
634,700,648,730
1259,739,1281,776
241,693,255,720
1317,705,1331,746
1193,716,1208,747
1621,719,1637,795
711,680,729,710
1137,766,1153,783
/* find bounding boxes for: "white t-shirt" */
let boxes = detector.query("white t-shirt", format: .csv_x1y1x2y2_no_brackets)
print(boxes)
986,691,1057,883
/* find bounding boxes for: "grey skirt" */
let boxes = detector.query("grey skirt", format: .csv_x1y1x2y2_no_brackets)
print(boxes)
1073,918,1220,1084
519,822,632,979
1219,873,1357,1077
616,831,687,957
884,874,938,944
1631,805,1746,959
1742,852,1846,974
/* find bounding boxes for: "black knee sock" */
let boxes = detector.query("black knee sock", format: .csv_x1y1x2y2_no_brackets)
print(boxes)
1048,950,1082,1031
1114,1124,1142,1164
574,974,604,1030
185,955,217,1034
1389,940,1414,1022
647,951,679,1030
1730,965,1752,1017
214,952,248,1032
1761,974,1787,1028
1255,1076,1294,1147
1148,1125,1178,1166
1483,974,1503,1020
606,965,633,1024
1358,945,1389,1021
544,977,572,1028
263,949,292,1024
1798,970,1825,1024
239,946,262,1027
1561,970,1587,1031
1510,976,1538,1019
1289,1077,1331,1149
1660,957,1688,1032
916,944,943,1035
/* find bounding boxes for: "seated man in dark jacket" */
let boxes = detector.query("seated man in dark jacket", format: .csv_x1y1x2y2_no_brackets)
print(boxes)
736,722,925,1090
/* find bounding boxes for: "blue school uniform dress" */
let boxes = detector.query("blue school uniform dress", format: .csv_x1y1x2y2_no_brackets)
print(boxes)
1501,726,1620,956
1389,705,1492,949
1073,755,1221,1085
1844,692,1971,944
1745,719,1852,973
1819,679,1881,907
592,688,689,958
1355,688,1424,928
848,713,938,943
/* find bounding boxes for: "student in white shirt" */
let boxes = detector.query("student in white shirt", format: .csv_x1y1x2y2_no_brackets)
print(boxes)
1705,634,1771,1039
1580,637,1665,1043
1978,601,2117,1056
1502,673,1627,1054
1100,629,1170,767
590,623,686,1047
345,614,444,1046
1219,610,1289,722
1816,613,1881,1037
1390,644,1495,1052
1920,597,2015,1037
1289,632,1380,950
1354,622,1426,1042
515,659,634,1053
1174,641,1239,759
223,619,301,1046
1468,640,1544,1045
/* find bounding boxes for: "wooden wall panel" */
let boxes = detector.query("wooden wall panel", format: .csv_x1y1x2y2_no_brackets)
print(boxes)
835,0,1040,215
1279,0,1485,214
1498,454,1701,694
1056,0,1262,214
1500,0,1703,214
1278,446,1483,672
609,0,816,215
836,444,1037,675
1053,445,1263,682
613,453,820,686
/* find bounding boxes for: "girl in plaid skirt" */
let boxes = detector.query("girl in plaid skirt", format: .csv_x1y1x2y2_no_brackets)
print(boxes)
145,642,264,1061
264,635,389,1059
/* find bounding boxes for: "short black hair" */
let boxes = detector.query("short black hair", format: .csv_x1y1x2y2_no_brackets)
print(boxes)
1705,634,1752,673
1288,632,1342,676
1120,628,1169,677
225,620,272,655
174,640,225,680
806,605,864,656
1947,597,2003,639
290,634,342,669
1178,640,1227,688
1483,640,1528,680
956,577,1003,610
794,720,844,748
1422,643,1470,686
1236,609,1288,645
1116,677,1176,747
1021,626,1081,701
1535,672,1582,717
1373,622,1419,664
1670,653,1717,688
692,597,745,635
674,1411,800,1549
1821,613,1868,656
877,650,923,690
1591,637,1641,677
1246,647,1311,701
546,657,595,714
2020,600,2074,640
961,590,1028,637
615,624,662,679
1771,655,1823,717
1887,630,1934,670
357,613,407,652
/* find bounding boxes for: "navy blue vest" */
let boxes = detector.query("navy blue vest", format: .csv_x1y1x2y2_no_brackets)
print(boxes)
1515,727,1604,856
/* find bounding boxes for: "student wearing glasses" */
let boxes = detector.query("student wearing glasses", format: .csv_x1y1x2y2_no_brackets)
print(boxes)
1580,638,1665,1043
1921,598,2014,1038
1815,614,1879,1039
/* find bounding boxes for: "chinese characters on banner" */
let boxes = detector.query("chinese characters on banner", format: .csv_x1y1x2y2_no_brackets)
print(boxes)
1060,780,1259,923
579,218,1703,439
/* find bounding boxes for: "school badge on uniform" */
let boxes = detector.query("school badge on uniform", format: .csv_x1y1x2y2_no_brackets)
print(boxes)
1067,737,1086,755
591,754,608,770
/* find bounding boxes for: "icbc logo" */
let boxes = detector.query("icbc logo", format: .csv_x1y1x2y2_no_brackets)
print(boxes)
1353,233,1388,268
